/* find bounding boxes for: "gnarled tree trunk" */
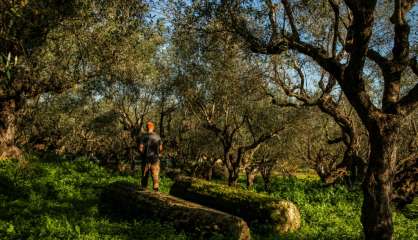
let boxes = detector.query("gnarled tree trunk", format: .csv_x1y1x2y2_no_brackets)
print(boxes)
261,169,272,193
340,148,367,186
361,119,400,240
227,168,239,186
320,95,367,186
245,167,257,190
225,151,239,186
0,99,22,159
392,152,418,209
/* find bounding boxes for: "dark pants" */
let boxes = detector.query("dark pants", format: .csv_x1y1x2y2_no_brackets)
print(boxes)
141,160,160,191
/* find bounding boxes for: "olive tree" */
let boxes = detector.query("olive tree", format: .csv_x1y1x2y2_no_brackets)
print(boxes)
186,0,417,238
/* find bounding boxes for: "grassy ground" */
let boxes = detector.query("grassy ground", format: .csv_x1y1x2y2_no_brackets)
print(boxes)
0,157,185,240
249,177,417,240
0,157,416,239
403,198,418,219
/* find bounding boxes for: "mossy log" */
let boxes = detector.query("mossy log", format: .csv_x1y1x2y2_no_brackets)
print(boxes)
100,181,250,240
170,176,301,234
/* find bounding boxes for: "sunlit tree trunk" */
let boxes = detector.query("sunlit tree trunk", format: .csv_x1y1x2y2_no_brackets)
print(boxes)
0,99,22,159
245,168,257,190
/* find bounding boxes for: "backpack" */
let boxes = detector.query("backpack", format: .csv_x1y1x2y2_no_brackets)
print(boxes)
143,133,160,163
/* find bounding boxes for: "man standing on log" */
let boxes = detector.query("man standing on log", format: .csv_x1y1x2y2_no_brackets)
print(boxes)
139,121,163,191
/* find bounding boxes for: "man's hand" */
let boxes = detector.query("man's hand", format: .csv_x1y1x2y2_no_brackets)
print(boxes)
139,144,144,154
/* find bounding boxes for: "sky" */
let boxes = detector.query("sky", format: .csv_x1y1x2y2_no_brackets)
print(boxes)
145,0,417,106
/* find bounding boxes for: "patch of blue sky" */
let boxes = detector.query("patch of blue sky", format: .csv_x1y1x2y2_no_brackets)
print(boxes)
145,0,416,106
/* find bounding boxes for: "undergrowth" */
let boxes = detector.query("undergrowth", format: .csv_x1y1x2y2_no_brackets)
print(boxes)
0,156,416,239
0,156,184,240
249,176,418,240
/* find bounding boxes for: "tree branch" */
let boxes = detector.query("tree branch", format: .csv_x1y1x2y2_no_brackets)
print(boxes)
288,40,343,79
397,83,418,116
241,126,285,152
337,0,379,124
391,0,414,64
266,0,279,40
271,60,315,105
328,0,340,58
410,56,418,76
367,49,390,70
281,0,299,41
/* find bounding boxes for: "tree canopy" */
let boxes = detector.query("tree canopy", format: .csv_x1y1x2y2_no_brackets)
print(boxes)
0,1,417,239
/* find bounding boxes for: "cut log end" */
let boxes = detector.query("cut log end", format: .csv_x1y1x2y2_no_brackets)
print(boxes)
170,176,301,234
269,201,301,234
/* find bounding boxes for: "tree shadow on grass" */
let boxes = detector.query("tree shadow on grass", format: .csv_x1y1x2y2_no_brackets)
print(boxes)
0,175,30,200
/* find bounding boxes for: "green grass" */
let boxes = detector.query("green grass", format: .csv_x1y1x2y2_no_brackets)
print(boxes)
249,176,418,240
0,157,416,240
0,156,185,240
402,198,418,219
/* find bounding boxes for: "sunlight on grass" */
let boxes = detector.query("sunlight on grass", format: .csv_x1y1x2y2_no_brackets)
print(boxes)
0,157,185,240
0,157,416,240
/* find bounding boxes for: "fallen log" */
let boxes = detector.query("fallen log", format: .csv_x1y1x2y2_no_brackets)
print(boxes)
99,181,250,240
170,176,301,234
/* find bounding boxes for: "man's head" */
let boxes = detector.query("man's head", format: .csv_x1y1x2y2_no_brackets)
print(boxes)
146,121,155,133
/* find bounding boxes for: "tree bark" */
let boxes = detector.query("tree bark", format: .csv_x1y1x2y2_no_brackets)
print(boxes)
100,181,251,240
392,153,418,209
335,133,367,186
261,170,272,193
361,119,400,240
245,168,257,189
204,157,220,181
206,164,213,180
170,176,301,234
0,99,22,159
319,95,367,185
228,169,239,186
221,1,418,239
225,151,239,186
336,141,367,186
